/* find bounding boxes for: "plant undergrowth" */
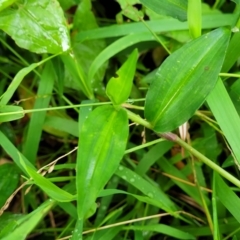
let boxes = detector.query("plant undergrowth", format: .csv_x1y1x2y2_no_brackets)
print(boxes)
1,0,240,240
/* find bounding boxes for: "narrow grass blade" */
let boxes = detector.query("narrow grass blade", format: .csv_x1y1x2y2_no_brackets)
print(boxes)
88,33,154,82
188,0,202,38
22,61,55,163
18,153,75,202
207,79,240,165
125,224,195,239
215,174,240,223
115,165,177,212
0,54,57,105
140,0,187,21
76,15,234,41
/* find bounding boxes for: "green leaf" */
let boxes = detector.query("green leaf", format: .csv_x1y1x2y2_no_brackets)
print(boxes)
0,54,57,106
0,164,19,208
106,49,138,105
145,27,231,133
0,0,70,54
115,165,177,212
1,200,54,240
61,51,95,99
207,79,240,166
76,14,234,41
18,153,75,202
0,106,24,122
22,62,55,163
76,105,129,219
215,174,240,223
139,0,188,21
125,225,195,239
188,0,202,38
0,0,17,12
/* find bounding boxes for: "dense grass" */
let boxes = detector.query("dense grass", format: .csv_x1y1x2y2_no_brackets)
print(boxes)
1,0,240,239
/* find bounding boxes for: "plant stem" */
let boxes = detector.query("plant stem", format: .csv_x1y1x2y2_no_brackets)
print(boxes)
174,134,240,188
125,109,152,129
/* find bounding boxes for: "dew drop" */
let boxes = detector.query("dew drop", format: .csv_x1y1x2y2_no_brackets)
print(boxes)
118,166,123,171
147,192,153,198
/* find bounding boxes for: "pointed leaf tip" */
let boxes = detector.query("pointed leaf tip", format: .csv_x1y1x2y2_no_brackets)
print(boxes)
144,27,231,132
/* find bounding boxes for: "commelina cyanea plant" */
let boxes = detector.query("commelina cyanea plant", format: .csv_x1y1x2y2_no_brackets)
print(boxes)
1,0,240,239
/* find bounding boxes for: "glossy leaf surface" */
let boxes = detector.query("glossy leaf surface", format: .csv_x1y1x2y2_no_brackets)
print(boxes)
0,0,17,12
139,0,188,21
0,0,70,54
106,49,138,105
76,105,128,219
145,27,230,132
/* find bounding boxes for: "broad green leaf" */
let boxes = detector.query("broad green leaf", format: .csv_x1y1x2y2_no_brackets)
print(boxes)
0,54,57,105
106,49,138,105
0,0,70,54
0,164,19,208
0,106,24,122
18,153,75,202
0,0,17,12
76,105,128,219
1,200,54,240
145,27,231,133
139,0,188,21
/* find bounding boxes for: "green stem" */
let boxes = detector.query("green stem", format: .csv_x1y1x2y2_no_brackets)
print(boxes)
219,73,240,78
173,134,240,188
125,109,152,129
125,109,240,188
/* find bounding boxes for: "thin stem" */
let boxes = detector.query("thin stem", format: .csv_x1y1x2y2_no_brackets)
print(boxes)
125,109,152,129
174,135,240,188
219,73,240,78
